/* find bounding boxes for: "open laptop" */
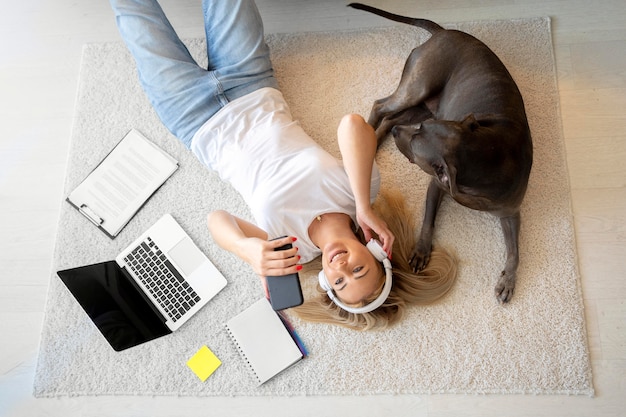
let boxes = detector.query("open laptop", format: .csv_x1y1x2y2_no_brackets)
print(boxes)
57,213,227,351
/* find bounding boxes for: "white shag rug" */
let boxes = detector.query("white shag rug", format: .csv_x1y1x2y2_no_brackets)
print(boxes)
34,17,594,397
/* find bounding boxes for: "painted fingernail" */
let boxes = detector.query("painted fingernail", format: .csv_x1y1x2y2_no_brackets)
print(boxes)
296,265,303,271
292,237,298,242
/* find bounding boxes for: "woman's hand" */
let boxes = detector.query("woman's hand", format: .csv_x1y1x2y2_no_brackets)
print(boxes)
235,236,301,298
207,211,301,296
356,207,394,258
234,235,301,277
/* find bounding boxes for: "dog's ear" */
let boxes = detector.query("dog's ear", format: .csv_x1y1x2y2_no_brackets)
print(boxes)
462,113,479,132
435,162,458,196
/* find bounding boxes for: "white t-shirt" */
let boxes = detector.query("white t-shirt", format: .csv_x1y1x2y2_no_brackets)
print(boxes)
190,87,380,262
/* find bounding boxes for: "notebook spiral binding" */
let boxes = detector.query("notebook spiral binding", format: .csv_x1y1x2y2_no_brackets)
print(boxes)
224,324,262,384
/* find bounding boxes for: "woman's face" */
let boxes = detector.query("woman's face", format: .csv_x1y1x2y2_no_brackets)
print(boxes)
321,239,384,305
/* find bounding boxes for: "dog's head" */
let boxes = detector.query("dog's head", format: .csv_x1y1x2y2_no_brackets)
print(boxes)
392,114,480,196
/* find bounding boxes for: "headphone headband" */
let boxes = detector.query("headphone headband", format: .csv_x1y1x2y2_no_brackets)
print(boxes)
318,239,392,314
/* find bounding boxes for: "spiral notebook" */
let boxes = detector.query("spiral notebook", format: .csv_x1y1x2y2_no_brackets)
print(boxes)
225,298,305,385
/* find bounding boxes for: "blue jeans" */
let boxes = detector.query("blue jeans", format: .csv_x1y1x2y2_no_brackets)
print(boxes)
110,0,278,147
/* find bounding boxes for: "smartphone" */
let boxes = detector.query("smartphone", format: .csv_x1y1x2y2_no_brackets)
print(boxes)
266,237,304,311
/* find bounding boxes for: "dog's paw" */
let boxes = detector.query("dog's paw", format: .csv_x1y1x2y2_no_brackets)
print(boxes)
409,244,431,272
495,270,516,303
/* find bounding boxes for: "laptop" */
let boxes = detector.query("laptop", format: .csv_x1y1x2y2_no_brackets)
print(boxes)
57,213,227,351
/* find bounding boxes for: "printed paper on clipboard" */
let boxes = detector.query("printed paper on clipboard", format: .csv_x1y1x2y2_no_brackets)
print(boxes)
66,129,178,238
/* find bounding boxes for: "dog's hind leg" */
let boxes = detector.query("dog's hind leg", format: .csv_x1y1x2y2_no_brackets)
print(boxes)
375,104,433,147
411,179,444,272
368,42,447,129
495,212,520,303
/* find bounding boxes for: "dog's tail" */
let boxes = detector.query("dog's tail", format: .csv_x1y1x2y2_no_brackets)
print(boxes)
348,3,443,34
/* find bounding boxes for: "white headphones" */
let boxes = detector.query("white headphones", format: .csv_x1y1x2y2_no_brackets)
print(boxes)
318,239,393,314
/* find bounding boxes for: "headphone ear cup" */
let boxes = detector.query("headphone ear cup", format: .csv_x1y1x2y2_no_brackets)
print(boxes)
366,239,388,262
318,269,332,292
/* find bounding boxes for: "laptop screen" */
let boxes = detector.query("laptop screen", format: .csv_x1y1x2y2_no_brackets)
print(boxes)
58,261,171,351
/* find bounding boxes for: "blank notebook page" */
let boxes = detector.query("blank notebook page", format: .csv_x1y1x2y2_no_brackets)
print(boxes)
225,298,303,385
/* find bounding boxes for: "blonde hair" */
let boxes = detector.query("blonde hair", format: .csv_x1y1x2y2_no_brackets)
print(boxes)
293,189,457,331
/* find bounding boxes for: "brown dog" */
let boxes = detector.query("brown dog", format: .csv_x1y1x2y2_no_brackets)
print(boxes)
350,3,533,303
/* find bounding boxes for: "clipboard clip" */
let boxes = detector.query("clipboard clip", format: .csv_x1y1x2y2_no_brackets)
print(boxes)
79,204,104,226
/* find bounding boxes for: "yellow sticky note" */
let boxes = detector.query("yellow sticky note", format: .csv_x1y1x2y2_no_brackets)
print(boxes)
186,345,222,382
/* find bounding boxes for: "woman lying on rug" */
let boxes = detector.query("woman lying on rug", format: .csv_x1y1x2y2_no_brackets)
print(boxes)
110,0,456,330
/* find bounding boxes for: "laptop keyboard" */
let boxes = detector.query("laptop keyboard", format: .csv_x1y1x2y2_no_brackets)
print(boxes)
123,237,201,322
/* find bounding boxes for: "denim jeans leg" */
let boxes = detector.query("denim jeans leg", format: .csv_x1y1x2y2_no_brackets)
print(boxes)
202,0,278,102
111,0,224,147
111,0,279,147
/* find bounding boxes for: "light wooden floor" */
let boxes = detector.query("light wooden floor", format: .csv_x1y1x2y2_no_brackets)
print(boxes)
1,1,624,416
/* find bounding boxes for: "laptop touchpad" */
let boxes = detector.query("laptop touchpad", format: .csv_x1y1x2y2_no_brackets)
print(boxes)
168,237,205,276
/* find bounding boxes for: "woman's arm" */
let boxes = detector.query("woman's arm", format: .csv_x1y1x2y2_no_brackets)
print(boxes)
206,210,301,280
337,114,394,256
